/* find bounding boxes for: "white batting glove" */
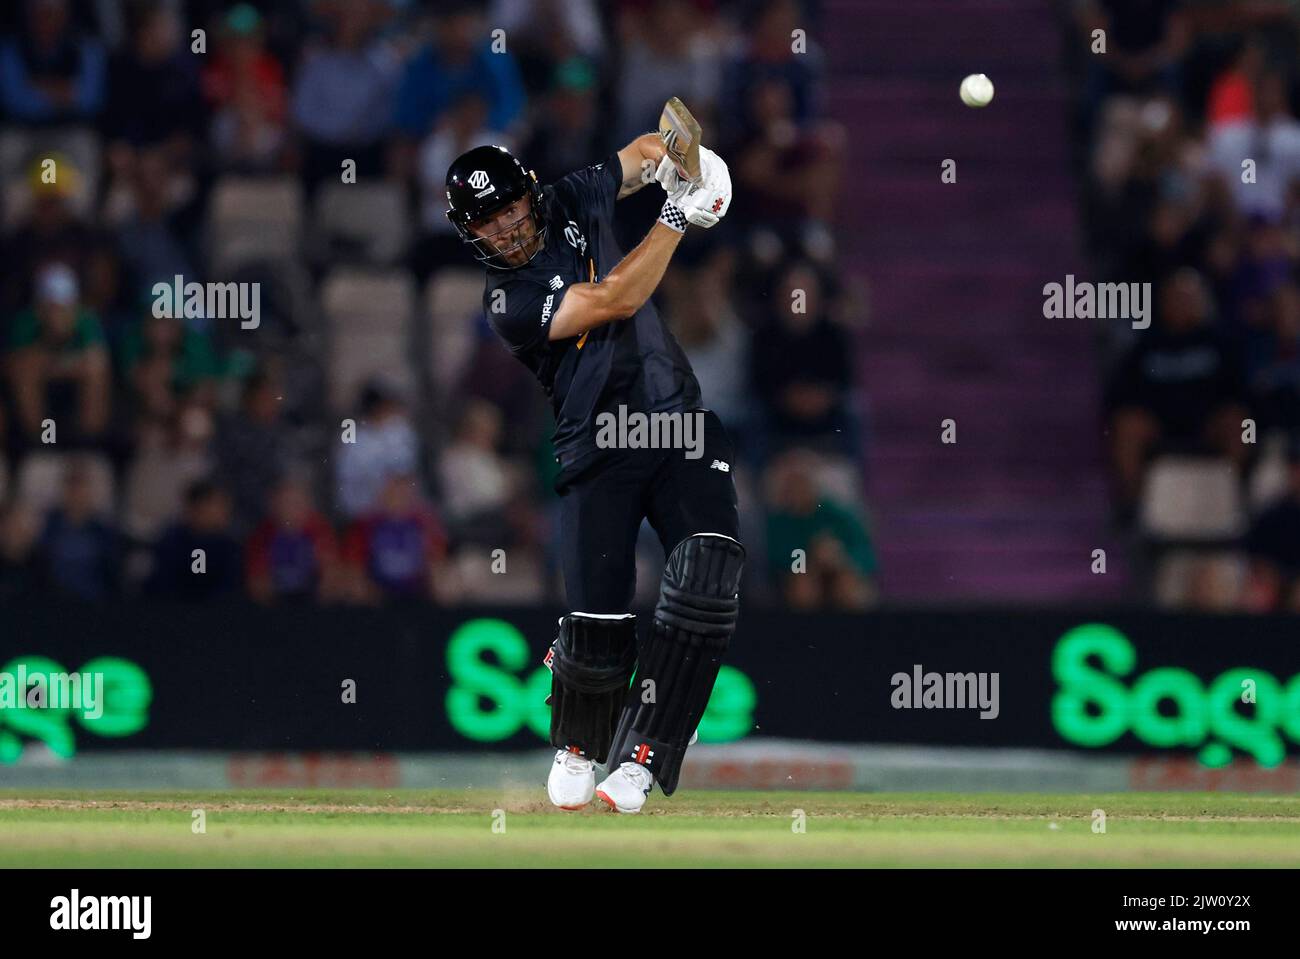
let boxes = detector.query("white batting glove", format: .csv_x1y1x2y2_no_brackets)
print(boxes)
679,146,732,229
655,154,689,204
695,146,726,190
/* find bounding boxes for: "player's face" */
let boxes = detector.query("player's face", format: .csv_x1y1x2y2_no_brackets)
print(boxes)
469,195,540,267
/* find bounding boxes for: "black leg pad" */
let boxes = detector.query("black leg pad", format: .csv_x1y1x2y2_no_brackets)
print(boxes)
608,534,745,795
544,613,637,762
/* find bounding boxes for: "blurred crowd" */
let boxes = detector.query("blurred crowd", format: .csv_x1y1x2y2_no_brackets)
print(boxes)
0,0,877,610
1072,0,1300,612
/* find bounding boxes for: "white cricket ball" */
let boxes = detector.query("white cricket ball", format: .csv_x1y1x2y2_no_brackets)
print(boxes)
960,73,994,108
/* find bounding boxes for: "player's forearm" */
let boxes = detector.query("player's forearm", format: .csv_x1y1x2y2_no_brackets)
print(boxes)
547,221,681,341
617,133,669,199
601,221,683,316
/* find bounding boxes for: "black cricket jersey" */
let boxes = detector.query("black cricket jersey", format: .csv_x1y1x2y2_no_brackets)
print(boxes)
482,153,702,479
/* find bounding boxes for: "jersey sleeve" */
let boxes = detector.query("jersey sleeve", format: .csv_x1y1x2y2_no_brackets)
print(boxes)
552,152,620,225
487,275,570,353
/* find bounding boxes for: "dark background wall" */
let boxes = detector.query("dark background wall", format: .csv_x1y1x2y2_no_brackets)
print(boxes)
3,604,1297,766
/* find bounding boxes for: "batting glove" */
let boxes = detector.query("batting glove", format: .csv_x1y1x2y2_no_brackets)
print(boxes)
655,154,690,204
679,146,732,229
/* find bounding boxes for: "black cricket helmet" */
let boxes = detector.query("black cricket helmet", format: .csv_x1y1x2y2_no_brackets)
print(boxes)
446,144,546,268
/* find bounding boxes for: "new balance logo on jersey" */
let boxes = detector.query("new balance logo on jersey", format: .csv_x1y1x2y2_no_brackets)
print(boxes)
541,294,555,326
549,275,564,291
710,460,730,472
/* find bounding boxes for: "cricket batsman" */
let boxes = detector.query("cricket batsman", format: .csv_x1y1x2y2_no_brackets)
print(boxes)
444,109,743,813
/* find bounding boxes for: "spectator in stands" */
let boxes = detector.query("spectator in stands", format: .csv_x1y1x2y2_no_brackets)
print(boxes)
1252,283,1300,437
1,157,117,318
1074,0,1189,111
722,0,822,137
1233,216,1293,346
1208,68,1300,221
102,2,203,158
414,91,511,278
36,457,119,601
1242,439,1300,612
392,0,525,179
118,304,222,430
615,0,723,146
1093,95,1229,297
488,0,604,92
519,58,602,186
437,398,516,540
728,77,844,260
0,0,107,125
0,501,42,602
1106,269,1250,514
245,473,339,604
1175,553,1246,613
203,4,289,173
763,448,877,609
113,148,198,304
342,472,447,604
750,259,856,460
290,0,400,188
147,479,242,600
443,491,549,604
1205,36,1268,132
667,246,750,440
214,370,292,533
121,398,215,544
454,312,546,458
6,263,111,450
1084,98,1152,277
720,0,843,258
335,379,419,519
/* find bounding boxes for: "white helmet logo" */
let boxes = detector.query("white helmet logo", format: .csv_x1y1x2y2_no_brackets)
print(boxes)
468,170,490,190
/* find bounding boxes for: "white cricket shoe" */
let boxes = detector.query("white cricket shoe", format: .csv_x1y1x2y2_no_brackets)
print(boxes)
595,762,655,814
547,749,596,810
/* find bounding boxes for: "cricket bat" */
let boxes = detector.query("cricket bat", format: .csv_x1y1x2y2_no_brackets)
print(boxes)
658,97,703,185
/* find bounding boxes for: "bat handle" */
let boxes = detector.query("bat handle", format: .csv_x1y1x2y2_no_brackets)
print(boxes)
672,158,703,188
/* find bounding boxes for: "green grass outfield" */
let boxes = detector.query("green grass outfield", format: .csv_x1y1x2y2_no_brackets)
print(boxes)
2,790,1299,867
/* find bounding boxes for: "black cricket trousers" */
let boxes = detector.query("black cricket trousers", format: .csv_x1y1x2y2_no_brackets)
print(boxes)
556,409,740,612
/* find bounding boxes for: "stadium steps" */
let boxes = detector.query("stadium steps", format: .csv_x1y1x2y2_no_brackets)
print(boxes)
823,0,1123,601
825,0,1068,77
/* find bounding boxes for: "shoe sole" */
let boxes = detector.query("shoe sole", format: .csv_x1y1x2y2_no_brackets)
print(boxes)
595,789,640,814
549,790,593,811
